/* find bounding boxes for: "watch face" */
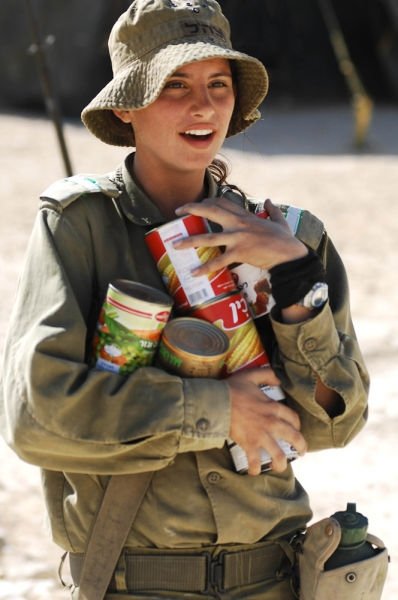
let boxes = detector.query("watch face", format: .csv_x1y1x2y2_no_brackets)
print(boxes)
297,282,328,309
309,283,328,308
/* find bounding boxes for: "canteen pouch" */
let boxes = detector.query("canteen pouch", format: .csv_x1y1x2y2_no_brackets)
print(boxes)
298,517,389,600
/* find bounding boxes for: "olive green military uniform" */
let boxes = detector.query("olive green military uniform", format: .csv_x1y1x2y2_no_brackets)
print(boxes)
1,154,369,598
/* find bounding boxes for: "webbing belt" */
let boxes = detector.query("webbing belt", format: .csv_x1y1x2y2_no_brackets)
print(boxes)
75,472,153,600
70,543,288,593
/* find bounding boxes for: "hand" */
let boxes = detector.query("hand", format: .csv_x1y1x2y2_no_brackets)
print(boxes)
227,367,307,475
174,197,308,273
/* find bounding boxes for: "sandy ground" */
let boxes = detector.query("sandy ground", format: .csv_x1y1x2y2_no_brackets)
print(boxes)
0,104,397,599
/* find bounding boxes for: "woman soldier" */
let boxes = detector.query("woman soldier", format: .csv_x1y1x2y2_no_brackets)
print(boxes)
1,1,368,598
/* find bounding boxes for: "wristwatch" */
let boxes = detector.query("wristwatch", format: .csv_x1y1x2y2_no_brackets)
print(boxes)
297,282,329,309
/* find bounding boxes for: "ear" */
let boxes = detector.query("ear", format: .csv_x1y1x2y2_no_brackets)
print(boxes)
112,109,133,124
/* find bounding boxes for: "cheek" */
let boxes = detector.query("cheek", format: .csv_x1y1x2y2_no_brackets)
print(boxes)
229,97,236,117
131,108,170,137
131,114,176,152
222,89,236,113
222,96,236,126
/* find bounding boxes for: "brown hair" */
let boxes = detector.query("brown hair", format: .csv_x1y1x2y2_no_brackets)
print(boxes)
209,157,229,184
209,156,248,206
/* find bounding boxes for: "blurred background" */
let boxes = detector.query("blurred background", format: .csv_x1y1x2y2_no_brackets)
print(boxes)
1,0,398,114
0,1,397,599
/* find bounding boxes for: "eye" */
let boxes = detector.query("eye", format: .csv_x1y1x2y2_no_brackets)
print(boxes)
164,80,186,89
209,78,232,89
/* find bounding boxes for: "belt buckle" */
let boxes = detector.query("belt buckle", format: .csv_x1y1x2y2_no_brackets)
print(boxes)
202,551,226,593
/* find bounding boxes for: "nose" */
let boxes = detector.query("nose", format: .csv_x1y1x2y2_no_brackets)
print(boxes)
189,85,215,118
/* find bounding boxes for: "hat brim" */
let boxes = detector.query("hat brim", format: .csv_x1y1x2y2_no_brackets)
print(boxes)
82,40,268,147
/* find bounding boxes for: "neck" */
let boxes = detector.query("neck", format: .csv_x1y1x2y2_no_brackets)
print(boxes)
130,154,208,220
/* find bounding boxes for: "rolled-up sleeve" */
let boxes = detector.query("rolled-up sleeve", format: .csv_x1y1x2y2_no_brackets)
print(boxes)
270,234,369,451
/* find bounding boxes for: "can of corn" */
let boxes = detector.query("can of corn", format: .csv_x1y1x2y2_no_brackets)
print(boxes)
145,214,236,312
190,290,269,376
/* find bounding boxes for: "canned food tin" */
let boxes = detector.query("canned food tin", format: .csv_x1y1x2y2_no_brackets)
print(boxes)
191,290,296,473
190,290,269,376
227,438,298,474
253,201,303,233
279,204,303,233
145,215,236,312
226,377,297,474
230,203,304,319
157,317,229,378
93,279,173,375
230,263,274,319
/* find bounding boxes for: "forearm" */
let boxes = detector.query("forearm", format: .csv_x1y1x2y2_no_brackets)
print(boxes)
2,265,230,471
281,304,345,417
3,359,230,474
1,210,231,473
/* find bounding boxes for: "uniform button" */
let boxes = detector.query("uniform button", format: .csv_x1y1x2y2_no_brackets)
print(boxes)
196,418,210,432
303,337,317,352
325,524,334,537
207,471,221,484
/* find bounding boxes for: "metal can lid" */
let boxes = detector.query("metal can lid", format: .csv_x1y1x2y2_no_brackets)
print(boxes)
110,279,172,307
162,318,230,357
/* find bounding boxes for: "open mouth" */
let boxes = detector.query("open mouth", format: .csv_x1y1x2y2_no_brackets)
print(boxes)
181,129,214,141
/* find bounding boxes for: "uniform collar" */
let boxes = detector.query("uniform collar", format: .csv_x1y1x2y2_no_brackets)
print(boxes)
113,152,219,226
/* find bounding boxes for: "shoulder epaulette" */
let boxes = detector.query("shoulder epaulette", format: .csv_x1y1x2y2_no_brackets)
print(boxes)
279,204,325,251
221,189,326,251
40,173,121,210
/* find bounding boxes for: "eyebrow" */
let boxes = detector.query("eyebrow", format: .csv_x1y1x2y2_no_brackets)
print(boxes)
169,71,233,79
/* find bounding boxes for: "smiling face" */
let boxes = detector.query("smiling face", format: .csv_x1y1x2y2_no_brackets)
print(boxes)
113,58,235,182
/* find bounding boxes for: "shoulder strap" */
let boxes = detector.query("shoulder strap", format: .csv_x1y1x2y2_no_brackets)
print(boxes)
77,471,153,600
220,188,326,253
278,204,325,252
40,173,121,211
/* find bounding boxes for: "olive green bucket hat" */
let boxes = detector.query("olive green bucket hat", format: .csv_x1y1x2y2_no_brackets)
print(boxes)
81,0,269,146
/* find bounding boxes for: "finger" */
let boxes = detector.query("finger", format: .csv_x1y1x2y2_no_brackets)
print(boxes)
175,199,245,228
173,230,234,250
265,442,289,473
255,423,307,469
269,418,307,455
189,251,231,276
263,199,287,225
245,449,262,477
262,399,303,434
246,439,288,475
210,195,248,216
179,195,248,216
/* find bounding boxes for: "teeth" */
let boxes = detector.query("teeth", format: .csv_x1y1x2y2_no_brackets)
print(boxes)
184,129,213,136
